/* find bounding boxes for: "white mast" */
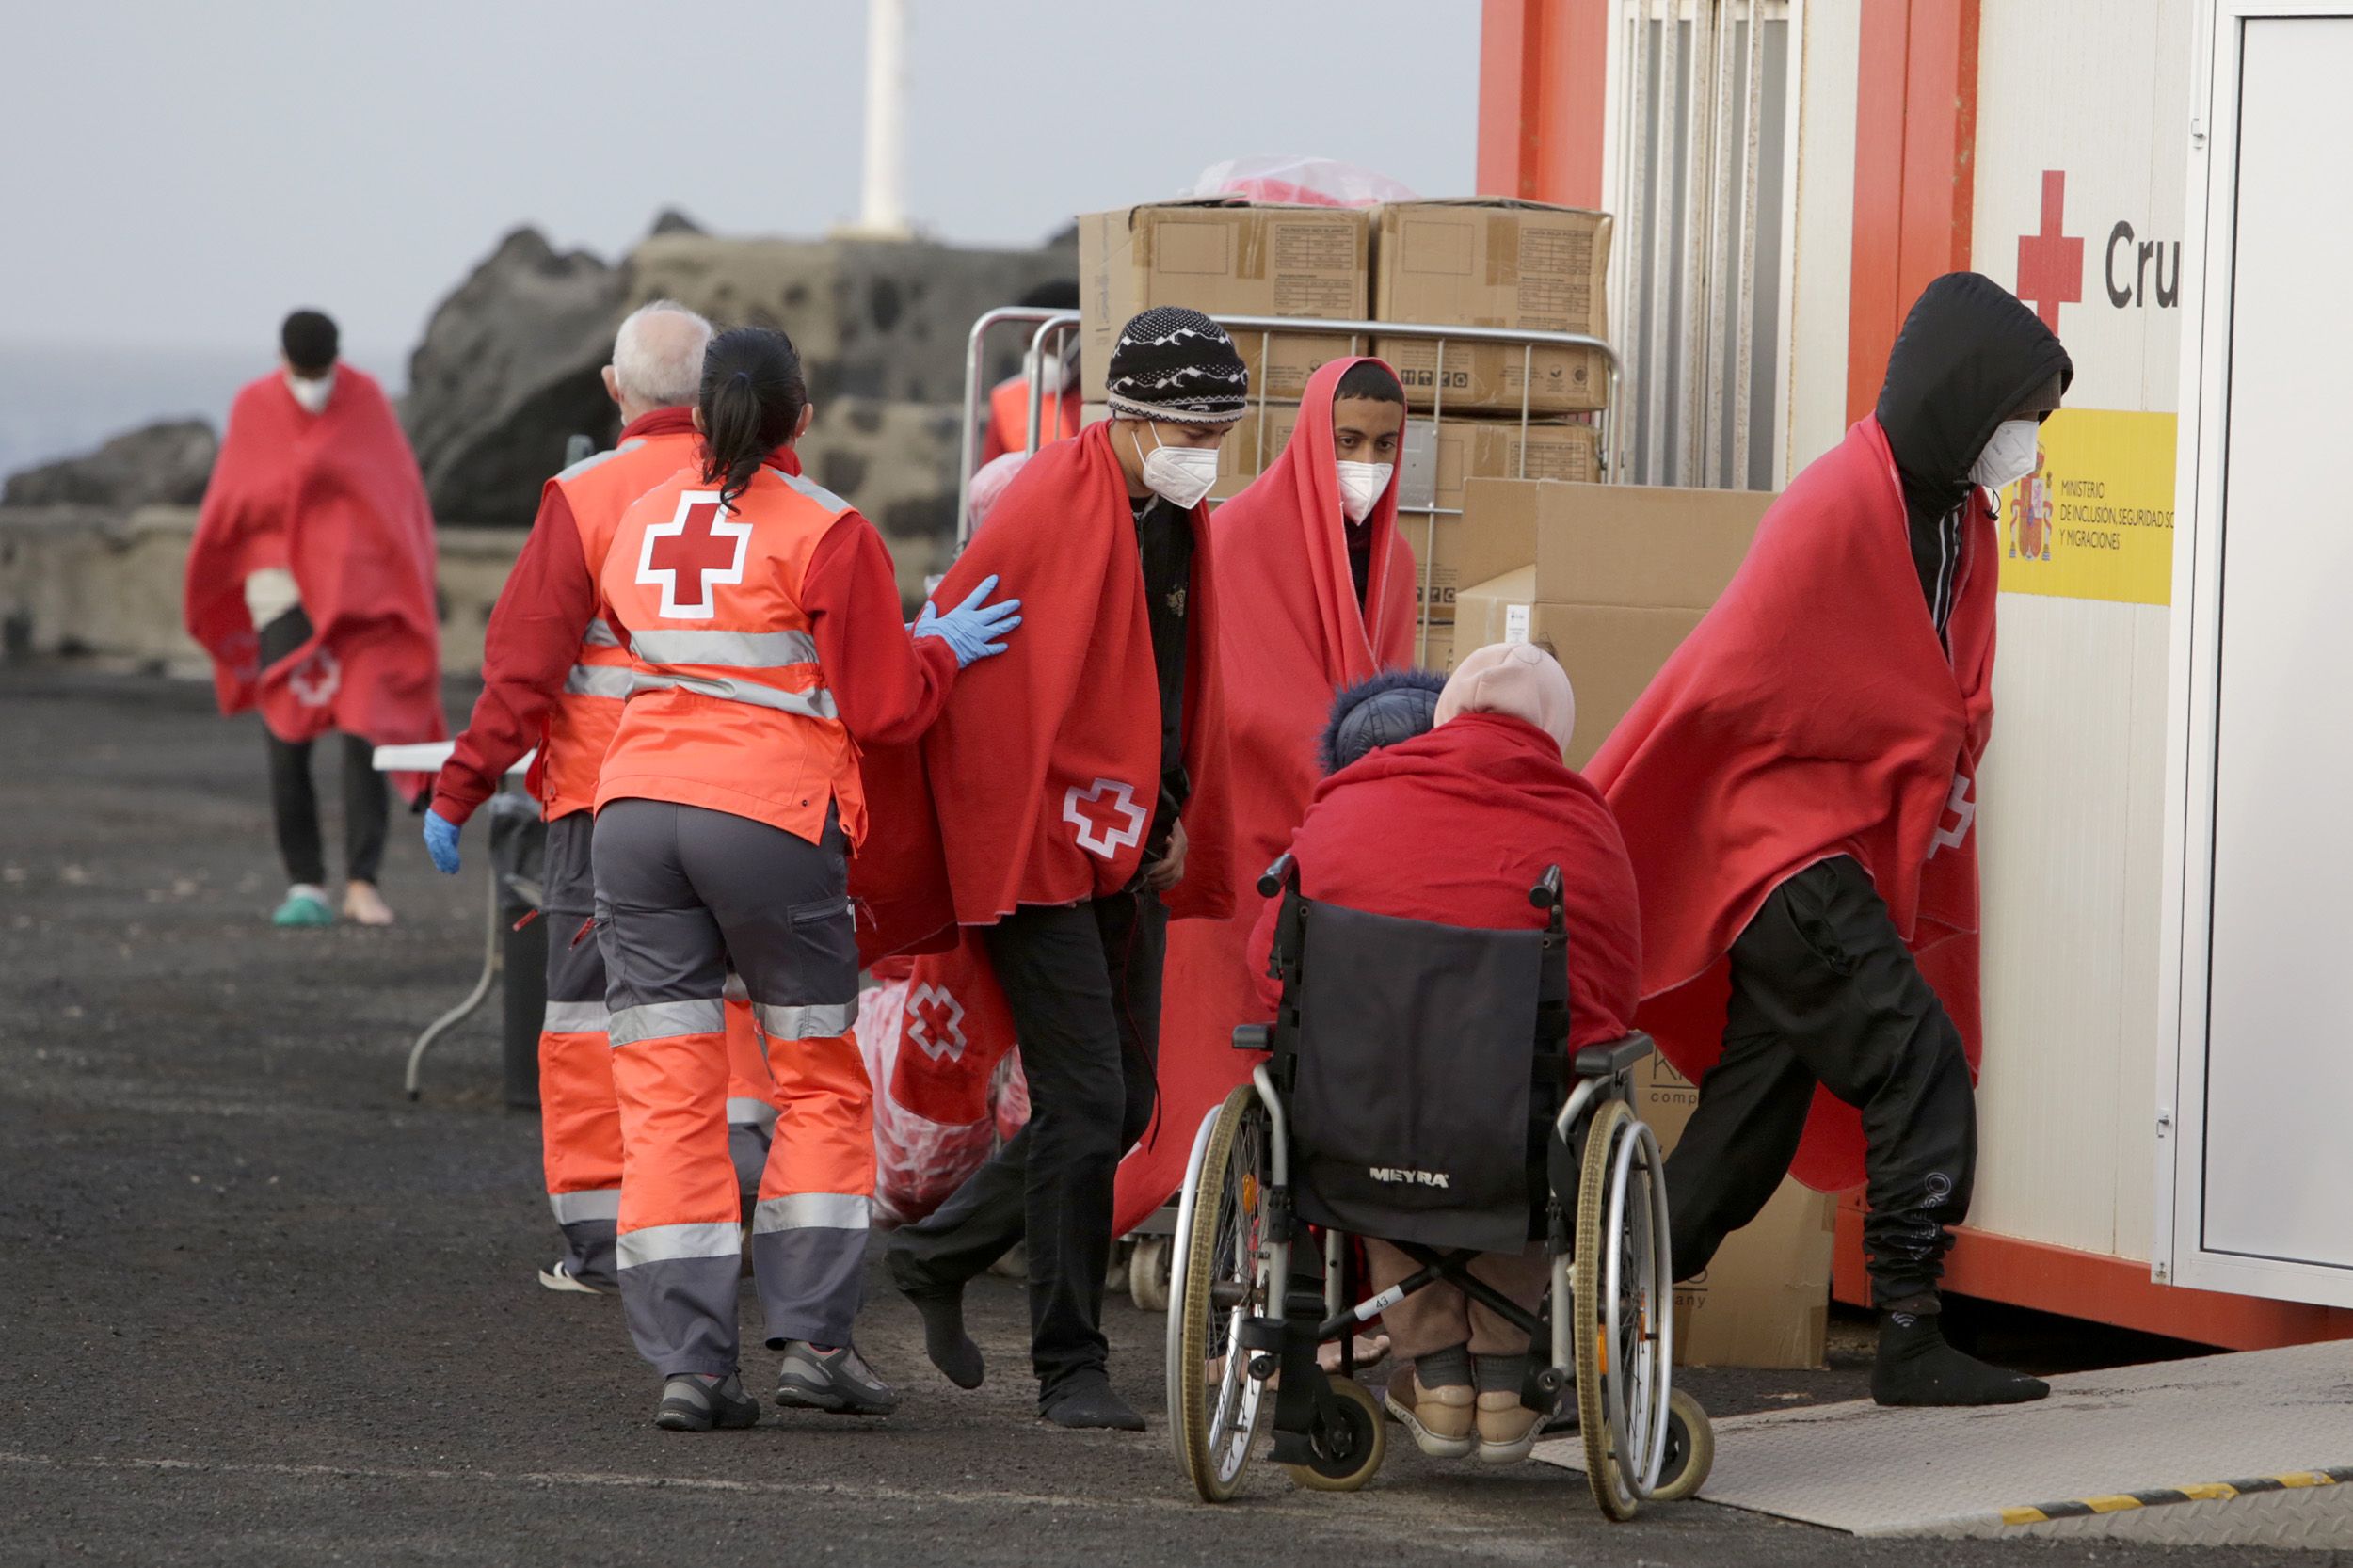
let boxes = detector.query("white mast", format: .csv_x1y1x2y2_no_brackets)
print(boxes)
857,0,912,238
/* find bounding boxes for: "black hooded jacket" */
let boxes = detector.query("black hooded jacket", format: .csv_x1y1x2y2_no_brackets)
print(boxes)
1873,273,2074,633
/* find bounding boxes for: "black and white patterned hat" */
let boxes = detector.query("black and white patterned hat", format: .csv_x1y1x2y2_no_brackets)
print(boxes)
1104,307,1249,425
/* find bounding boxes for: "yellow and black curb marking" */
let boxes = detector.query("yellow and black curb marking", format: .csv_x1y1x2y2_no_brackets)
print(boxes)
1998,1467,2353,1527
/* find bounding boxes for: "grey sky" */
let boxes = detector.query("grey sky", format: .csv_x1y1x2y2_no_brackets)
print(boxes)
1,0,1479,362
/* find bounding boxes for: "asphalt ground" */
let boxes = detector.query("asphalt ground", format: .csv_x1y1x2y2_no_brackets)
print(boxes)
2,666,2335,1566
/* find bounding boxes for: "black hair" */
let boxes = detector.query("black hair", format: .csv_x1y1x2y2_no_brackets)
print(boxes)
280,310,339,376
1018,279,1080,311
697,326,808,509
1333,359,1404,407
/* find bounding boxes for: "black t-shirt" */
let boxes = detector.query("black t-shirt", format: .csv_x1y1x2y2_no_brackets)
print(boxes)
1131,494,1193,849
1347,520,1371,609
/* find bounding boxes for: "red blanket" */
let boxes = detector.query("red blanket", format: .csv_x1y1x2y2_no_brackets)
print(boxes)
1583,418,1994,1191
1247,712,1641,1049
912,419,1235,927
1113,358,1417,1233
184,369,443,779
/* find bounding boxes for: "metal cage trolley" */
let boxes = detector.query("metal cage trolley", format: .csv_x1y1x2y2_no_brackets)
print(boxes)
1162,854,1712,1516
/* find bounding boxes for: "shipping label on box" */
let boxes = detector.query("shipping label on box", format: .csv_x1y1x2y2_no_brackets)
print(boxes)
1080,202,1369,405
1372,200,1613,414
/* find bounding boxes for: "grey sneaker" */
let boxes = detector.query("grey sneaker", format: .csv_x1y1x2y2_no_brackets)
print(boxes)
655,1372,760,1432
776,1341,900,1416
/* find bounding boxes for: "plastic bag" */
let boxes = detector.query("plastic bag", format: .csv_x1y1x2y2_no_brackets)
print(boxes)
1187,154,1418,209
856,974,999,1227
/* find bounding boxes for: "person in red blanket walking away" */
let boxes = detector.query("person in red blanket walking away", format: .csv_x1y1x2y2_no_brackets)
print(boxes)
1117,356,1417,1242
885,307,1242,1432
587,326,1018,1432
1585,273,2070,1407
424,302,786,1297
184,309,442,929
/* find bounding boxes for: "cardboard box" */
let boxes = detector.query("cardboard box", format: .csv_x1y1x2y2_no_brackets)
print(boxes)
1634,1054,1836,1370
1193,413,1600,624
1449,479,1774,767
1371,200,1613,414
1080,201,1369,405
1400,418,1601,515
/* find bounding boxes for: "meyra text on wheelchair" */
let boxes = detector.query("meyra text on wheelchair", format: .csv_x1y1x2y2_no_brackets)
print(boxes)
1166,853,1714,1517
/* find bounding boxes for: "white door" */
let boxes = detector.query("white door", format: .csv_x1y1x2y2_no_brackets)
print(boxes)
2159,1,2353,1307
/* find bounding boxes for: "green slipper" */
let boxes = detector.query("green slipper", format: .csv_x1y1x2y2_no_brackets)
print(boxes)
271,886,335,927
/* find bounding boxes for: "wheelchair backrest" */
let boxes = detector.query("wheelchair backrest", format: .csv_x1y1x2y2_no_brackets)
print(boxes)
1279,896,1561,1255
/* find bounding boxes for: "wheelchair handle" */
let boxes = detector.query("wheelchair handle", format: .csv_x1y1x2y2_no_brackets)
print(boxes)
1258,852,1298,899
1529,865,1564,910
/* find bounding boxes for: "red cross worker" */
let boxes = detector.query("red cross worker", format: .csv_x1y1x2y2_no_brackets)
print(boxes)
589,325,1018,1432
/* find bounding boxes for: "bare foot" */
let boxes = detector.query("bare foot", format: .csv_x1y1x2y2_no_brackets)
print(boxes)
343,881,394,926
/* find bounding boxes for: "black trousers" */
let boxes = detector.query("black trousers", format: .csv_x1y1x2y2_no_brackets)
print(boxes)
1664,856,1976,1307
258,609,388,888
888,889,1168,1401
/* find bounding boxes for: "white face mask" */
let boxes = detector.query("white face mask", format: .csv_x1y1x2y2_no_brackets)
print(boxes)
1134,425,1221,510
1969,418,2039,491
1335,460,1393,524
286,369,334,417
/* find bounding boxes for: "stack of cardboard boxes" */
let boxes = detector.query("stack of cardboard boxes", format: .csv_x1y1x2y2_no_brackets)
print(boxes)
1075,200,1833,1367
1077,197,1616,664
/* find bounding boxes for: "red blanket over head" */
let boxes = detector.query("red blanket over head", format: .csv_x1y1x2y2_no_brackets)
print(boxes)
1582,418,1994,1191
1113,359,1418,1234
184,368,444,782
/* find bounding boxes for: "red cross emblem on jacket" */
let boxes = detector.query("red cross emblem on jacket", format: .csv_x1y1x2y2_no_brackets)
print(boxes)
636,491,749,619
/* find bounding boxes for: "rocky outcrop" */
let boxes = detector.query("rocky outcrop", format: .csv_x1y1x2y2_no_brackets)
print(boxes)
2,420,217,509
400,221,1076,527
398,228,632,528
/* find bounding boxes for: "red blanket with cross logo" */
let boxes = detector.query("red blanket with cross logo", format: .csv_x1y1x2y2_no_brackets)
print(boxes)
1582,417,1994,1192
905,419,1236,930
184,369,443,776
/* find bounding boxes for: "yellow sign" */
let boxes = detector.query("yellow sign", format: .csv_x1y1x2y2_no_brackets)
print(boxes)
1995,408,2176,606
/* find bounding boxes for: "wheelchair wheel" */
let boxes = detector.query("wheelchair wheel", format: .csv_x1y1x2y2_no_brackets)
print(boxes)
1130,1234,1172,1313
1652,1388,1714,1503
1281,1378,1386,1493
1171,1085,1273,1502
1572,1099,1673,1520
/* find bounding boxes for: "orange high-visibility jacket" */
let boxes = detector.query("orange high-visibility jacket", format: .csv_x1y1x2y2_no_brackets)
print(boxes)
597,464,866,846
536,421,703,818
981,375,1080,464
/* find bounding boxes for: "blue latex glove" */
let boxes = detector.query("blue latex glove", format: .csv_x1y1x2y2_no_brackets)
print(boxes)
423,808,462,875
914,573,1023,668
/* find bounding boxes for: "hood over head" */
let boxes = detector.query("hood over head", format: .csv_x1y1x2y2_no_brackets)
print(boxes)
1319,666,1447,774
1875,272,2074,520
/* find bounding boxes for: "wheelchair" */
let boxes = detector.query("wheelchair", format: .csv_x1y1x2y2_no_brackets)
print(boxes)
1165,855,1713,1517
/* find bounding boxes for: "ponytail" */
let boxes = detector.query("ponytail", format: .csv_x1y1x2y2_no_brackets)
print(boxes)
696,327,808,509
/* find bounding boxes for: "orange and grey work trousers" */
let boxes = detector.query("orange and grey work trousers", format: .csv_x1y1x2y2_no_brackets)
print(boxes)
538,812,776,1290
594,798,872,1377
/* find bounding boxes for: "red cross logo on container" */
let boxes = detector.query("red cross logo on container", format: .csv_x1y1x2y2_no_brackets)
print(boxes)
906,984,968,1064
1063,778,1147,860
638,491,749,619
2016,170,2084,333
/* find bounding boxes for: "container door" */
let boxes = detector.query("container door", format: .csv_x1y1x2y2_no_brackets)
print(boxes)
2160,2,2353,1308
